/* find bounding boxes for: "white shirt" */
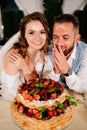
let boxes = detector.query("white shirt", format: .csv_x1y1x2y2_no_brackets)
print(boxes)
47,45,87,93
66,46,87,93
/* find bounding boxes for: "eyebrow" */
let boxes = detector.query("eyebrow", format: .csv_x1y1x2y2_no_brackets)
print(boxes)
62,34,69,37
53,34,69,37
27,29,45,32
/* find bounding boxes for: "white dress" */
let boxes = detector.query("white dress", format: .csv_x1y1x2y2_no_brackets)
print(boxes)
0,54,53,101
0,32,57,101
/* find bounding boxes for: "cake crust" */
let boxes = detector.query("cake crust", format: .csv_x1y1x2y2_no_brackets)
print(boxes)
10,101,74,130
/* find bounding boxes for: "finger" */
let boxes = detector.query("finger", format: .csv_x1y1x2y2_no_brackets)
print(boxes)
58,45,65,57
54,46,66,63
53,60,60,73
8,57,16,64
53,62,57,70
53,45,58,52
53,50,60,62
10,52,20,59
9,54,18,61
53,51,57,64
53,53,59,68
52,48,56,59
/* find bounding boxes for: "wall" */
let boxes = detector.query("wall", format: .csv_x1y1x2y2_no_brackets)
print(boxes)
15,0,44,15
62,0,85,14
15,0,86,15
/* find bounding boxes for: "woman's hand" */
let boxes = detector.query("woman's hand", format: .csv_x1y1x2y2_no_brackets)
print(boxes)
8,52,35,76
8,52,26,70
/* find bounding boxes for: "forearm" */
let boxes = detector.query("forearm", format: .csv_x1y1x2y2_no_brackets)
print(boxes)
65,71,87,93
66,52,87,94
5,63,19,75
22,63,38,81
46,69,60,81
24,70,38,81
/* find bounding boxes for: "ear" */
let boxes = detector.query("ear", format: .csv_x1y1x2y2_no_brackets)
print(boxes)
75,34,81,44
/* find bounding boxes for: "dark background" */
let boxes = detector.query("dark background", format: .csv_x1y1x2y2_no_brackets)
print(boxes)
0,0,87,45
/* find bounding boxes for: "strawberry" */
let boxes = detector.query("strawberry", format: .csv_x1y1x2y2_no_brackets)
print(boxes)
44,81,49,87
33,93,40,100
19,89,23,94
25,94,33,101
47,110,56,118
63,102,69,108
33,109,39,115
23,90,33,101
31,83,35,87
51,93,57,99
58,84,64,91
16,102,21,108
28,109,33,117
57,108,62,113
47,85,53,89
23,90,28,97
34,112,42,120
50,79,55,86
19,105,24,113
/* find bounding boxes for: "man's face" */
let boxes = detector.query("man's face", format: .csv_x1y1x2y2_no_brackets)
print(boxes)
52,22,79,56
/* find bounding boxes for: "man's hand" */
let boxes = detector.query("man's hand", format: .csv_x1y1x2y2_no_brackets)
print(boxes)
53,45,70,74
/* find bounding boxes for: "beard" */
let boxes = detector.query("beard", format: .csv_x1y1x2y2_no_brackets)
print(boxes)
55,40,75,57
63,45,74,56
62,41,75,56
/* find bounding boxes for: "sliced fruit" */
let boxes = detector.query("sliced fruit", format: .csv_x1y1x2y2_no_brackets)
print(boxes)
19,105,24,113
51,92,57,99
33,93,40,100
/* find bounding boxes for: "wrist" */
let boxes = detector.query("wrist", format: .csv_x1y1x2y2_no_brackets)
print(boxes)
63,68,72,77
53,68,60,74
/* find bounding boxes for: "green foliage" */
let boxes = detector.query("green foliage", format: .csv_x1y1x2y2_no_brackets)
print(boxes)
56,101,65,111
48,88,57,93
35,82,45,88
74,10,83,35
15,10,24,33
66,95,77,106
43,0,64,38
74,4,87,41
2,10,15,40
0,0,6,7
2,10,24,40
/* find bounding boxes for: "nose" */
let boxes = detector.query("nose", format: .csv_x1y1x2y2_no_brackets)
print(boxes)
35,33,41,42
53,37,64,46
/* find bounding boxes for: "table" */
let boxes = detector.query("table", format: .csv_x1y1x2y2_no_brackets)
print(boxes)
0,98,87,130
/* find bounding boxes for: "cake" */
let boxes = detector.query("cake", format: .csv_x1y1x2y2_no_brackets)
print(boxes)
10,78,77,130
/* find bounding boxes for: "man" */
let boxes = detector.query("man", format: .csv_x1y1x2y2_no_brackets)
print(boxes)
50,14,87,94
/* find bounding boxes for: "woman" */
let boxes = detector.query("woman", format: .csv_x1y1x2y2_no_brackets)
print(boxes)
0,12,52,101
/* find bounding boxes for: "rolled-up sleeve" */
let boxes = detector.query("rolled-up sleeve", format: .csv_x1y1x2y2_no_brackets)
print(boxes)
65,49,87,93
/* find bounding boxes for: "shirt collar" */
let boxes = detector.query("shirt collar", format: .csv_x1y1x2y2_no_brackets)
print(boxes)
69,45,76,60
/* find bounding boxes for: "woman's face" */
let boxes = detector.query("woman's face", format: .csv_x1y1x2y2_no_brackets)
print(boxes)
25,20,46,50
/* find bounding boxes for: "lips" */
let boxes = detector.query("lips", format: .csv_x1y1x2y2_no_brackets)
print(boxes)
32,41,43,45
